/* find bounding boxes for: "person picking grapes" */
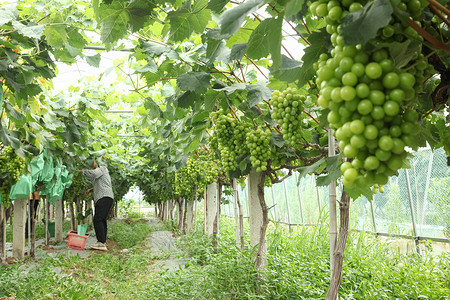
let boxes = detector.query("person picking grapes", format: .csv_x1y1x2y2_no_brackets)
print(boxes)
78,157,114,251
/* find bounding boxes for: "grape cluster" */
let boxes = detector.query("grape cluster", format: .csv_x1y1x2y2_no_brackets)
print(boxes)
246,127,272,172
210,110,249,173
0,145,26,206
270,88,306,145
64,172,90,202
175,154,218,198
311,0,431,189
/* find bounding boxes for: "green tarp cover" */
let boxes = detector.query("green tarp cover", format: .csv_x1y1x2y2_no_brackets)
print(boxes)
9,175,33,201
30,154,45,185
40,156,54,183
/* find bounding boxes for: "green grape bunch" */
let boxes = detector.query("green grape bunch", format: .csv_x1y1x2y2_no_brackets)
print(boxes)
64,172,90,203
270,87,307,146
246,127,272,172
0,145,26,207
210,110,249,173
310,0,432,190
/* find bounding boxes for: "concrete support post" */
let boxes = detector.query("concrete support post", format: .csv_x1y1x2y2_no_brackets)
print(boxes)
186,201,194,234
248,169,265,254
283,180,292,231
0,205,6,260
13,199,27,259
328,129,337,280
206,183,217,236
405,169,420,254
86,200,93,225
55,199,64,242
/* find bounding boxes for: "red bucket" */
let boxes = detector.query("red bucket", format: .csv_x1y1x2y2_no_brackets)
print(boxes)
68,230,89,250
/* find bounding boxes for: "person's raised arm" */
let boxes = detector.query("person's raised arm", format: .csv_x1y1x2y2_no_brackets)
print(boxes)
80,167,103,180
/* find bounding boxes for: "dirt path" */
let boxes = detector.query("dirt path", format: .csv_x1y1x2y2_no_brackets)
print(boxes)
144,217,186,272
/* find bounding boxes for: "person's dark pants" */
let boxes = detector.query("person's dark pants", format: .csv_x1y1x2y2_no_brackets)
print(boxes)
94,197,113,243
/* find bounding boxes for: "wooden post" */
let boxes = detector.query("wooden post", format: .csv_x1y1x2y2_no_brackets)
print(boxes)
206,183,217,236
13,199,27,259
55,199,63,242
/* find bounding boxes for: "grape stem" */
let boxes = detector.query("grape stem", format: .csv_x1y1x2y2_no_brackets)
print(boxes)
229,106,241,121
274,126,283,135
303,109,328,132
237,60,246,82
264,122,273,132
255,104,265,115
422,109,435,119
244,55,268,79
296,142,329,155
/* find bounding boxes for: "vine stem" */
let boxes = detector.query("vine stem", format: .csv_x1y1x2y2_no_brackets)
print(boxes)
422,109,435,119
273,126,283,135
244,55,268,79
229,106,241,122
238,60,246,82
255,104,265,115
303,110,328,132
429,4,450,27
264,122,273,132
266,3,310,45
406,19,450,53
263,100,272,110
427,0,450,16
202,144,210,154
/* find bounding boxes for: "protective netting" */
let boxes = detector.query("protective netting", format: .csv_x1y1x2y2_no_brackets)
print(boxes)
222,148,450,240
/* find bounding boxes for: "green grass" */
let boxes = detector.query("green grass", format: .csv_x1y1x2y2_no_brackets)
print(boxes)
1,216,449,299
108,219,152,249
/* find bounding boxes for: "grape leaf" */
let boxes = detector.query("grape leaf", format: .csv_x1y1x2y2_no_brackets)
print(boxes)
176,91,197,108
270,133,285,148
246,80,271,107
98,1,130,44
141,41,171,56
316,155,340,186
376,39,421,68
230,43,247,60
207,0,229,13
12,21,45,39
177,72,212,93
270,55,303,83
206,39,230,63
296,29,330,86
285,0,306,18
86,54,101,68
246,15,283,67
344,185,373,201
296,157,325,179
0,5,18,26
127,0,156,32
341,0,393,45
167,0,211,42
219,0,262,35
